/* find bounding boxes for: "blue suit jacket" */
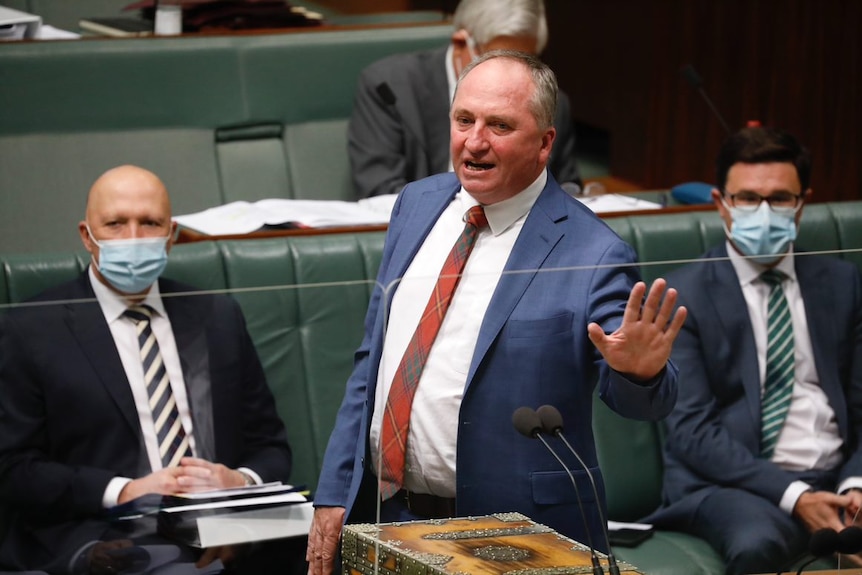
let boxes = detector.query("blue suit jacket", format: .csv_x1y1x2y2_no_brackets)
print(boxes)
0,274,291,572
649,243,862,527
315,172,678,545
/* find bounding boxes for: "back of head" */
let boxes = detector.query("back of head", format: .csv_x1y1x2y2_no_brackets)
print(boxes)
452,0,548,53
715,126,811,191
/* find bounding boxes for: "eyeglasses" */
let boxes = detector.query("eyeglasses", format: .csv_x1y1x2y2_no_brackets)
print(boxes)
725,191,803,214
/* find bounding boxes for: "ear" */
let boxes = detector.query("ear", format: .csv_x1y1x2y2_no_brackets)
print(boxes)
166,221,178,254
540,127,556,160
79,221,95,254
797,188,813,225
712,188,733,229
451,28,469,48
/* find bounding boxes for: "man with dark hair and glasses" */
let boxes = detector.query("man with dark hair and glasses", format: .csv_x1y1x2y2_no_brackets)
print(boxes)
646,126,862,574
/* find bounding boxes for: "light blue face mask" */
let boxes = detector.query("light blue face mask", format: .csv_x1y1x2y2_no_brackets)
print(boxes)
88,227,169,293
725,201,798,265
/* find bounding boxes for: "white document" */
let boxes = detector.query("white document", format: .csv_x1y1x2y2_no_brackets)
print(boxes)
576,194,662,213
161,491,307,514
607,520,654,531
195,500,314,547
174,199,390,236
174,481,288,500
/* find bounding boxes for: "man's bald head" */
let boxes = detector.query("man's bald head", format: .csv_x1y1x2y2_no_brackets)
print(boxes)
79,165,177,294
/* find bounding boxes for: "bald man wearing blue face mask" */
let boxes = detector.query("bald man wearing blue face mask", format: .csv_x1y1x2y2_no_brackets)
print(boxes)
0,165,295,574
646,127,862,574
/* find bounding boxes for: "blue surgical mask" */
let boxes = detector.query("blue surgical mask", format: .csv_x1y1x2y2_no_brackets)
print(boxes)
724,201,797,265
88,227,169,293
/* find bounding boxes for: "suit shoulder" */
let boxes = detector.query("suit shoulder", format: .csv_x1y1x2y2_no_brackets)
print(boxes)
359,47,441,84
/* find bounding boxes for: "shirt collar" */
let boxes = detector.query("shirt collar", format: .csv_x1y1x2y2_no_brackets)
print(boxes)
725,240,797,287
458,170,546,236
88,265,166,322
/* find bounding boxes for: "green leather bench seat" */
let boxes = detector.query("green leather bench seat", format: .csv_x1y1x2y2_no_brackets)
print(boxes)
3,202,862,574
0,24,452,254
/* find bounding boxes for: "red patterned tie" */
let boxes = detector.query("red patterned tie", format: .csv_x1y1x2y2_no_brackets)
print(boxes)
378,205,488,499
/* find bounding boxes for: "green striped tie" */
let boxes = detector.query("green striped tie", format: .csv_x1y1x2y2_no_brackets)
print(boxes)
759,270,795,458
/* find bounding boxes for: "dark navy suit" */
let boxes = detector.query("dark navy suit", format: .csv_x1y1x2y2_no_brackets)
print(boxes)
0,274,291,572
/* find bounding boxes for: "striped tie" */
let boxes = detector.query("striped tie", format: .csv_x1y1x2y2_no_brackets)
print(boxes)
124,305,192,468
759,270,795,458
377,205,488,500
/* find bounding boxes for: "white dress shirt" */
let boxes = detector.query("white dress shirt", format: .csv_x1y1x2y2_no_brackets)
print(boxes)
370,172,546,497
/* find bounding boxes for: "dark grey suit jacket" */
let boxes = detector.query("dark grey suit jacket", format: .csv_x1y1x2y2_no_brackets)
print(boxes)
0,273,291,572
348,46,581,198
648,244,862,528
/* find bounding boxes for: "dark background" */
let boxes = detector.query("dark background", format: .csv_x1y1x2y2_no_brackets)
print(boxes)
342,0,861,202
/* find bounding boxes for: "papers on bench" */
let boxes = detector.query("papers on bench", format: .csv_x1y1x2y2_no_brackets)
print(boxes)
174,197,397,236
107,483,313,548
575,193,663,213
174,192,663,236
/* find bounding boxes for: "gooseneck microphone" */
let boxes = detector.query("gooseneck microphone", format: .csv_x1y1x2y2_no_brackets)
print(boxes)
512,406,605,575
679,64,732,136
536,405,621,575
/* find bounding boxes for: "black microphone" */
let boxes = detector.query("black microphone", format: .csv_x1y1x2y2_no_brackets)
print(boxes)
679,64,732,136
837,525,862,554
512,406,605,575
790,528,839,575
536,405,621,575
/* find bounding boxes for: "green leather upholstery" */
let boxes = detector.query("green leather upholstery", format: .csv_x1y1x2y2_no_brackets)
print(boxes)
3,203,862,574
0,24,452,254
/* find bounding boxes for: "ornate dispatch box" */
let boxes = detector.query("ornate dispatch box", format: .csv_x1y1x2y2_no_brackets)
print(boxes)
342,512,645,575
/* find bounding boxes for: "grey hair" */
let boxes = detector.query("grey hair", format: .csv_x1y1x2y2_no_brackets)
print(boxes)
452,0,548,54
456,50,557,132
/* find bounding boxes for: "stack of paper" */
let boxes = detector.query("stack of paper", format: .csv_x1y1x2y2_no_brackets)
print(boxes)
174,198,394,236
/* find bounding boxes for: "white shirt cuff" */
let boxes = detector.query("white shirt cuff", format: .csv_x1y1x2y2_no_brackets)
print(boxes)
780,480,813,515
103,476,132,508
839,477,862,495
237,466,262,485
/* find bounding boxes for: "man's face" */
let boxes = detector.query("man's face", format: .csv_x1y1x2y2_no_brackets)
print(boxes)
712,162,810,230
79,166,176,270
450,58,555,205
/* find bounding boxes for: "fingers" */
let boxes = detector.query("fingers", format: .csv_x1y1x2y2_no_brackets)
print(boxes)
640,279,687,336
622,281,646,325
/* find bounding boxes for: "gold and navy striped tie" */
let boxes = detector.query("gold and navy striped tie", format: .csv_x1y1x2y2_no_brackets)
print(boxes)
759,270,795,458
124,305,192,468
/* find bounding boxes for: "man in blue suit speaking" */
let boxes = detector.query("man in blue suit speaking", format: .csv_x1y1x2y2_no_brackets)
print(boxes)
306,50,687,575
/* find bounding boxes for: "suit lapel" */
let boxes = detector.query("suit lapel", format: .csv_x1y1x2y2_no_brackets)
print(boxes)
705,248,763,429
161,282,216,461
66,276,140,436
419,48,452,175
796,255,847,436
466,183,566,385
384,181,458,291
